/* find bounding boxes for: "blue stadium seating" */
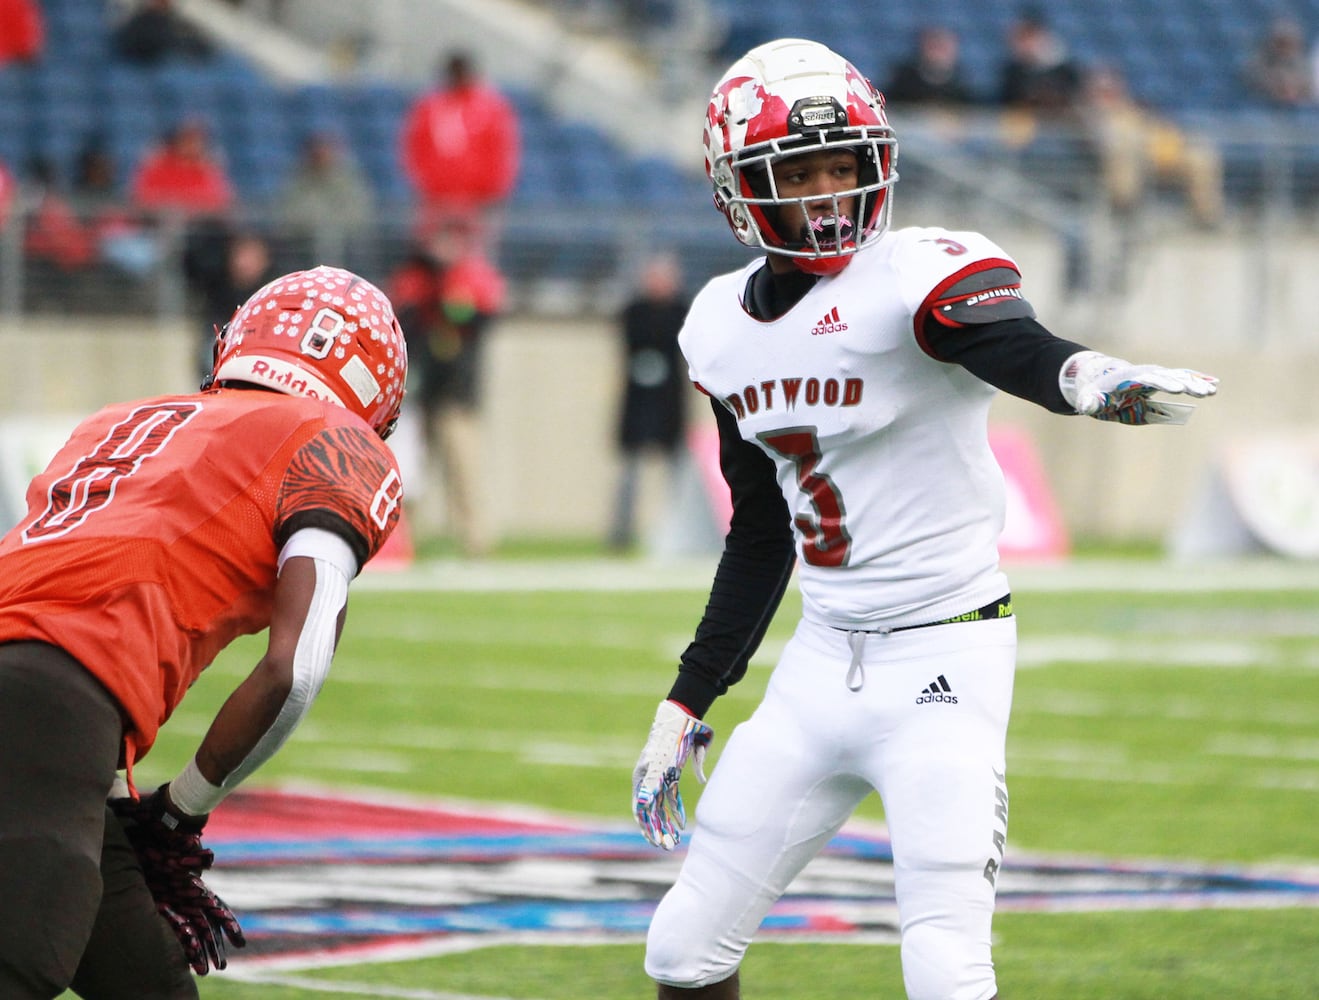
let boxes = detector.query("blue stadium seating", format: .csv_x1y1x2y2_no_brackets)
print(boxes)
630,156,706,205
5,0,1318,298
708,0,1319,112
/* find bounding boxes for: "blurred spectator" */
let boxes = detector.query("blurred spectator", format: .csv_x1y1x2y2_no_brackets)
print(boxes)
400,50,521,235
1082,65,1224,230
389,216,507,557
185,226,277,380
607,251,691,552
72,138,158,278
622,0,677,35
0,0,43,64
1243,16,1314,107
73,140,122,208
20,150,161,312
882,26,976,108
0,157,14,230
996,7,1083,115
277,131,375,260
1314,36,1319,103
130,118,234,219
22,157,97,275
620,0,689,98
112,0,214,65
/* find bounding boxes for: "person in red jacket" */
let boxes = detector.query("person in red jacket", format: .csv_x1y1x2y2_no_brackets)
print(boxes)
131,118,234,219
400,50,522,233
23,157,98,273
0,0,43,65
0,157,15,231
390,214,506,557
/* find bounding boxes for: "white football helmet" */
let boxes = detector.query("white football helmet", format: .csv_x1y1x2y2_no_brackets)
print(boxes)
702,38,899,275
204,265,408,439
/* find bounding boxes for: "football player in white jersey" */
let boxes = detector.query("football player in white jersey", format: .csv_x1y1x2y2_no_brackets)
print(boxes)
631,37,1218,1000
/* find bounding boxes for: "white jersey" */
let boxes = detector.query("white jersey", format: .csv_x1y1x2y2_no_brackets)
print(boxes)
680,226,1015,629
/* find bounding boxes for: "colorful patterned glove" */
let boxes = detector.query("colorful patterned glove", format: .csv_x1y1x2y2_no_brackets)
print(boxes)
109,785,246,974
632,700,714,850
1060,351,1218,425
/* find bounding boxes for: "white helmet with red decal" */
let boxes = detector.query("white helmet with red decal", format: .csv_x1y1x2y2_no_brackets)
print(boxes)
205,265,408,439
702,38,899,275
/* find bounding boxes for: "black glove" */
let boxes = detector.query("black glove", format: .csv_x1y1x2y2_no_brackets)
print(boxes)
109,785,247,975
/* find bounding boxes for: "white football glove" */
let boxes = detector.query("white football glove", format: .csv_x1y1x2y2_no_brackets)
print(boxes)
1060,351,1218,425
632,700,714,851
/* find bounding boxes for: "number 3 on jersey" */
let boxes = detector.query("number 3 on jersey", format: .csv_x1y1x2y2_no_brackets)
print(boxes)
759,427,851,567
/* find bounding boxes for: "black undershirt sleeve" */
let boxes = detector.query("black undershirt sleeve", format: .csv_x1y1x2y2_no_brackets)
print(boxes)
666,398,797,717
922,314,1089,415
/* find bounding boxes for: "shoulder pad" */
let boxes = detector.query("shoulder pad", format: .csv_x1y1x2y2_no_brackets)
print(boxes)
930,266,1036,328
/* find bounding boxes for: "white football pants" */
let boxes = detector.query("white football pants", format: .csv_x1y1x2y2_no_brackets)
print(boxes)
645,614,1015,1000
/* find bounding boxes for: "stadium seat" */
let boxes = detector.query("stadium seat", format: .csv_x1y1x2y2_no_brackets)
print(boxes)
630,156,701,204
510,154,557,205
285,84,350,139
0,105,29,176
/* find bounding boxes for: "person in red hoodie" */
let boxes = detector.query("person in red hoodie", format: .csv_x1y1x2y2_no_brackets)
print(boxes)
0,0,43,65
23,157,97,274
131,118,233,219
0,158,15,232
390,213,507,557
400,50,521,233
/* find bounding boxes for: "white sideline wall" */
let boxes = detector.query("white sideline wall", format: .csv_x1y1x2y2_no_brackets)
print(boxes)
0,227,1310,545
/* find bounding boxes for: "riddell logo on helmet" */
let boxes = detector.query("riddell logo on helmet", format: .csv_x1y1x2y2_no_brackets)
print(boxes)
252,360,326,398
811,306,848,336
244,358,344,407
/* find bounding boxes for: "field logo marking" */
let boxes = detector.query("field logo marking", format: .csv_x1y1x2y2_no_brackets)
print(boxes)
205,788,1319,972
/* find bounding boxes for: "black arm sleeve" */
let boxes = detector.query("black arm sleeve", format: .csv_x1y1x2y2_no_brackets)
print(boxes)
922,314,1089,414
666,398,797,717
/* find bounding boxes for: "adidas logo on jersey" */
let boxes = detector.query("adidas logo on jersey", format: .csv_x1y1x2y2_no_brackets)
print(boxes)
810,306,848,336
916,674,958,705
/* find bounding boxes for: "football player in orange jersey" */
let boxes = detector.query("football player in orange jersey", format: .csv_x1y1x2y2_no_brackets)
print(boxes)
0,266,407,998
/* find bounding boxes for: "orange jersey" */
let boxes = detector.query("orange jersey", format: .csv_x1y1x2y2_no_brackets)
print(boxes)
0,389,403,766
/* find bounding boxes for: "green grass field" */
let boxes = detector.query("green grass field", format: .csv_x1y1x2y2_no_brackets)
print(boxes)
119,554,1318,999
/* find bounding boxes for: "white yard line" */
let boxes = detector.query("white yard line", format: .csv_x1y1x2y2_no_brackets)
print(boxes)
359,557,1319,594
224,930,629,984
222,977,531,1000
153,716,1319,791
1015,636,1304,669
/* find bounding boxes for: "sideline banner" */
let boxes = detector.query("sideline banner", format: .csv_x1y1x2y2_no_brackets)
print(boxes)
0,414,82,532
990,424,1070,563
1171,430,1319,560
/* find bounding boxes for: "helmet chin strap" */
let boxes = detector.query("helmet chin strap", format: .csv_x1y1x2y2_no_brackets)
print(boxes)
792,254,853,277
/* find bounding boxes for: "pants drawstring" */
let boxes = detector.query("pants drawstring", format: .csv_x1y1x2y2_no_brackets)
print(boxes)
845,631,866,691
845,627,894,691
